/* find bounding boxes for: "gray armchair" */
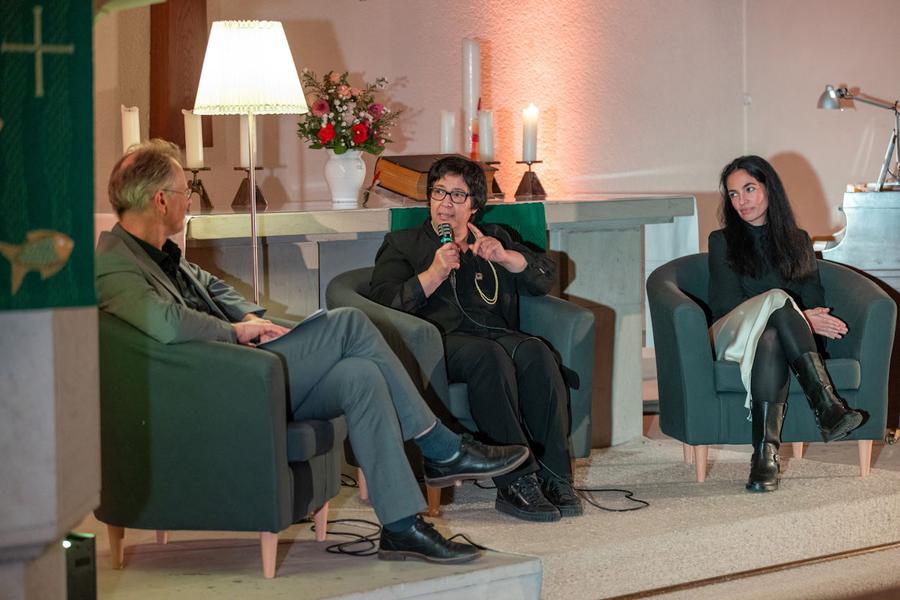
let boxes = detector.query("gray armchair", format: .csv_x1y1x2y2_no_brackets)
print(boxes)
647,254,896,482
95,312,347,578
326,266,595,513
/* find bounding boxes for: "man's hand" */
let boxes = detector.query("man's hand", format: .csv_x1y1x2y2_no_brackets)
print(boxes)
468,223,526,273
804,307,848,339
232,319,290,345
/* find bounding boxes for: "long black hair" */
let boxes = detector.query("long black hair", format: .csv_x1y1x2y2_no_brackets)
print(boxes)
718,155,816,281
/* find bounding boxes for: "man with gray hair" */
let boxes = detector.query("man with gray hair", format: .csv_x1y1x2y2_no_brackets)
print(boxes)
96,139,528,563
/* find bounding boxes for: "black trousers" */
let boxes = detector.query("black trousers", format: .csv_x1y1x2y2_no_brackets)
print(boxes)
444,330,572,486
751,302,818,404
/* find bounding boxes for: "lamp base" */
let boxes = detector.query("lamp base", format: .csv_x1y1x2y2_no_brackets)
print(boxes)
231,176,266,209
514,171,546,201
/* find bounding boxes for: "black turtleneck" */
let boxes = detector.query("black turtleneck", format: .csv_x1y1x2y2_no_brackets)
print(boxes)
707,226,825,321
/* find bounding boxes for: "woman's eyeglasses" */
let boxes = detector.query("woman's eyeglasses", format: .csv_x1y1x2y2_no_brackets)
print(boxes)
430,187,470,204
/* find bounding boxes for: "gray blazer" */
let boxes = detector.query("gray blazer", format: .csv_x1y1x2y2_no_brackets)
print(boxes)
96,224,264,344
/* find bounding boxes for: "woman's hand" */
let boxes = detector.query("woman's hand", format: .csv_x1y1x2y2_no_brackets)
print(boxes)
418,240,460,297
804,307,848,339
468,223,526,273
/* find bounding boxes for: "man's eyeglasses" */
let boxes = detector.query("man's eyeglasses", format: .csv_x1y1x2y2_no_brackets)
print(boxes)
430,187,470,204
163,187,195,201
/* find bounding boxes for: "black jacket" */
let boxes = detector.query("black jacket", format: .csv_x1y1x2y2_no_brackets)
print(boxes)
370,219,555,334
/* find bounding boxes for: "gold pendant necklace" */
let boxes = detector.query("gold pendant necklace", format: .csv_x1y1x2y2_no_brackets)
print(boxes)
475,259,499,305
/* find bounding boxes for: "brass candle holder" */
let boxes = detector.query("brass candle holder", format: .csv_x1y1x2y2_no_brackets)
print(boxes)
184,167,213,212
232,166,266,209
514,160,546,201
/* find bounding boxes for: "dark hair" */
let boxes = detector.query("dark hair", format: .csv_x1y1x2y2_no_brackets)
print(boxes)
426,156,487,212
718,155,816,281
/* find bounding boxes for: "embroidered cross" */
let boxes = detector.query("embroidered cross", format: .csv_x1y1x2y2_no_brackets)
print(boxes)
1,5,75,98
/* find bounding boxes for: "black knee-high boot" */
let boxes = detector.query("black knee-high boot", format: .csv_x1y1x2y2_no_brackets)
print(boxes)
747,401,785,492
790,352,863,442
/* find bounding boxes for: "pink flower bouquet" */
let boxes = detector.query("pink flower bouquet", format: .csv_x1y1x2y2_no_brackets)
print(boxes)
297,69,401,156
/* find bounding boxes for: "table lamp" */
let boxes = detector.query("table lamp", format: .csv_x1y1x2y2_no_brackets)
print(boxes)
818,84,900,191
193,20,308,303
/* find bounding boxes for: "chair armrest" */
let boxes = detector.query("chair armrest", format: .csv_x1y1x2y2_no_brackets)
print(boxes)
520,294,595,457
96,312,293,533
325,271,451,402
647,269,720,443
823,263,897,431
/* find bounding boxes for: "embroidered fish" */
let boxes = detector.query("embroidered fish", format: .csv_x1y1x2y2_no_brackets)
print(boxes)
0,230,74,295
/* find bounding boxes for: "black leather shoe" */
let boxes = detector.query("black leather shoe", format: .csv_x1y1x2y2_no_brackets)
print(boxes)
537,472,583,517
378,516,481,564
424,434,529,487
495,474,561,522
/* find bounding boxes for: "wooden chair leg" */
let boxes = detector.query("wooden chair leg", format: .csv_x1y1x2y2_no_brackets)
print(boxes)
791,442,804,459
426,485,442,517
694,445,708,482
259,532,278,579
156,530,168,545
357,468,369,501
313,502,329,542
107,525,125,569
683,443,695,465
858,439,873,477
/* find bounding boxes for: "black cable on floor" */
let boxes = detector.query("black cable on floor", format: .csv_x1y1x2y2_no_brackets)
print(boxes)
473,479,649,512
313,518,381,556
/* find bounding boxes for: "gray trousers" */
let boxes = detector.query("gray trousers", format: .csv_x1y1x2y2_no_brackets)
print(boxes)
262,307,433,524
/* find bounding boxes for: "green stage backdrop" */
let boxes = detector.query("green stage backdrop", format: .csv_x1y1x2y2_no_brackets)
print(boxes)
0,0,94,310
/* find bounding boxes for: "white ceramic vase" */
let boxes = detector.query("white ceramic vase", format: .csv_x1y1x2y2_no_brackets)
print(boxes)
324,149,365,206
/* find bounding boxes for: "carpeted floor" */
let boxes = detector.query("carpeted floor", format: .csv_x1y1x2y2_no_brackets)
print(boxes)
80,433,900,599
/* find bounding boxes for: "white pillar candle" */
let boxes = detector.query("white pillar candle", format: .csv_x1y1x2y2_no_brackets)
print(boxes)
440,110,457,154
478,110,494,162
182,109,204,168
239,114,256,169
461,38,480,154
121,105,140,154
522,103,539,163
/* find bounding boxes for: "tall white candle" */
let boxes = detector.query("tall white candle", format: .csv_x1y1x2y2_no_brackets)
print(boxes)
461,38,480,153
522,103,539,163
478,110,494,162
440,110,457,154
239,114,256,169
182,109,204,168
121,105,140,154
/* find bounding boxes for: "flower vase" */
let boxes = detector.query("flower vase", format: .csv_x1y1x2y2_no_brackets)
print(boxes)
324,149,365,206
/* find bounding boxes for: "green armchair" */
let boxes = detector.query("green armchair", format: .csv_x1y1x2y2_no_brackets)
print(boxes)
647,254,896,482
325,266,595,513
94,312,346,578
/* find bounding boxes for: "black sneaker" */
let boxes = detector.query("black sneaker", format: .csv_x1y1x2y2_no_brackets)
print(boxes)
378,515,481,564
424,434,529,488
537,472,584,517
495,474,561,522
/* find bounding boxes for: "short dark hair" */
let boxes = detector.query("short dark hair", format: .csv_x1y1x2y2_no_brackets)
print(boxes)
426,156,487,212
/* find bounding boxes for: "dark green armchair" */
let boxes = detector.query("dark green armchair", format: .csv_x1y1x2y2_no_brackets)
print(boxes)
94,312,346,578
647,254,896,482
325,266,595,513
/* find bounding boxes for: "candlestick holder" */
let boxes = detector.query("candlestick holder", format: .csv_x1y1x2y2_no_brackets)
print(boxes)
514,161,546,201
484,160,503,197
184,167,213,212
232,166,266,209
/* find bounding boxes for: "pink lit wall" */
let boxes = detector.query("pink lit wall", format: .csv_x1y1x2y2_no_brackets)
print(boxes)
94,0,900,244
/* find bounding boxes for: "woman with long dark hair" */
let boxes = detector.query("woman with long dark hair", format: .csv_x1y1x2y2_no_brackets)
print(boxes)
709,155,863,492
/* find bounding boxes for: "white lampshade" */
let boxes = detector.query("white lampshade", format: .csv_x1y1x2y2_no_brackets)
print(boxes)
193,20,308,115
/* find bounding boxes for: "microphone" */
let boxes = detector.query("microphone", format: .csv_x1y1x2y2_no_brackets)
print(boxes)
436,222,457,286
437,222,453,245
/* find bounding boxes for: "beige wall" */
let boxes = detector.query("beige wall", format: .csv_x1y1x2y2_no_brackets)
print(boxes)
747,0,900,237
92,0,900,245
